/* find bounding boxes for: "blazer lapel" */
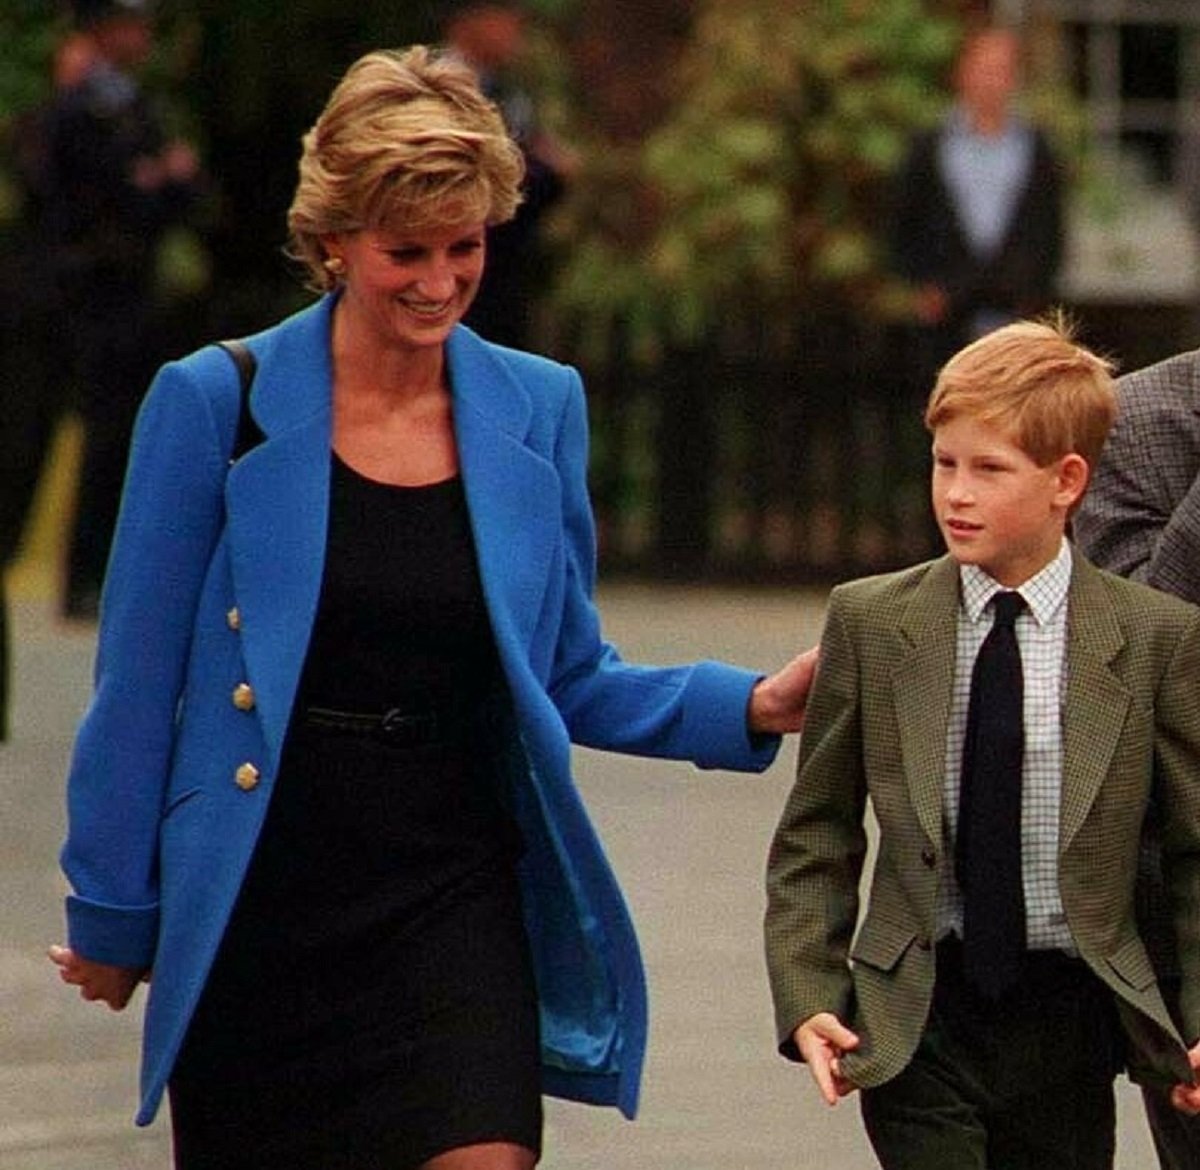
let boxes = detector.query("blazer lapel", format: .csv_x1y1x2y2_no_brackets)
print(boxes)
221,310,560,769
1060,556,1130,851
448,328,559,656
225,298,334,773
893,558,961,846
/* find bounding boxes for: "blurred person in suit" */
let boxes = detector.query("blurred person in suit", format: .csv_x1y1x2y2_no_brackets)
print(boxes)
39,0,200,621
886,25,1065,560
1075,348,1200,1170
442,0,578,349
0,27,101,738
889,25,1064,369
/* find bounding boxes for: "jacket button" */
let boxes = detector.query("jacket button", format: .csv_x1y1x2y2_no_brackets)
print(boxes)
235,762,260,791
232,682,255,712
226,606,241,631
921,846,937,868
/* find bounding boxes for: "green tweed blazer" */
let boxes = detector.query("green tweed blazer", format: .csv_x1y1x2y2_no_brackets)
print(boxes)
765,551,1200,1089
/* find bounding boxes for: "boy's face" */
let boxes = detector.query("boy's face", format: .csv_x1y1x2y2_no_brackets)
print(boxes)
931,414,1087,586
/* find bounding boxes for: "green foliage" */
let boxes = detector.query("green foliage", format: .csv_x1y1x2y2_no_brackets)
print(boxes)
0,5,61,120
548,0,961,368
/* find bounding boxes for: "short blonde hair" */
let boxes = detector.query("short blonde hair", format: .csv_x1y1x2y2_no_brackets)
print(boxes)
287,45,525,290
924,315,1117,470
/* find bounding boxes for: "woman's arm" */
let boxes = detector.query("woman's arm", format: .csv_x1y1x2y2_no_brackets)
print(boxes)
543,368,810,769
60,356,231,969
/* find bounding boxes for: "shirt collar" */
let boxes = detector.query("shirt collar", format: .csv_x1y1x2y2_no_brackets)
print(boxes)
945,104,1027,146
959,538,1072,627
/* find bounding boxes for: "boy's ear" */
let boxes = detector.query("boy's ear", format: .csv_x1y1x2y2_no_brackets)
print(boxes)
1055,453,1090,509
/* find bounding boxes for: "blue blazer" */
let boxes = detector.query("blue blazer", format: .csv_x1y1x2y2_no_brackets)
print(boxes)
62,295,778,1125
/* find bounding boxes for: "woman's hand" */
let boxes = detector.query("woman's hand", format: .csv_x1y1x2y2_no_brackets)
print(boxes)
48,944,148,1011
748,645,820,735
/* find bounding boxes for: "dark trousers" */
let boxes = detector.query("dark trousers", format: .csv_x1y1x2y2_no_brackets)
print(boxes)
64,290,158,617
861,938,1122,1170
0,266,70,734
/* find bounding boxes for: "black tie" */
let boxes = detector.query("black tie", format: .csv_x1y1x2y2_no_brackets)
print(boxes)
957,589,1026,998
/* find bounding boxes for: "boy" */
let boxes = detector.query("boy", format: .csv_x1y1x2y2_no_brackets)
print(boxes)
765,319,1200,1169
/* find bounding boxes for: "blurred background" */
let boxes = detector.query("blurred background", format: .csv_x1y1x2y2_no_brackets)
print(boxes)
3,0,1198,593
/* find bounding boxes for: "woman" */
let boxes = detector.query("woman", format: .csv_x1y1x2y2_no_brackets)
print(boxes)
49,46,815,1170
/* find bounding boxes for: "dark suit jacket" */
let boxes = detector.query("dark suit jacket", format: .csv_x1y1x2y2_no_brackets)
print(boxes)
765,553,1200,1090
1075,350,1200,989
888,118,1064,399
1075,350,1200,606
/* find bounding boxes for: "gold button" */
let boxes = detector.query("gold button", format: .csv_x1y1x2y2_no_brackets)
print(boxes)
232,683,255,712
235,762,260,791
226,606,241,631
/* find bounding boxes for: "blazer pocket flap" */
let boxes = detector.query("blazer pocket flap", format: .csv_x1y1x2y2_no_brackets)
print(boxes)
1105,935,1157,992
851,918,919,974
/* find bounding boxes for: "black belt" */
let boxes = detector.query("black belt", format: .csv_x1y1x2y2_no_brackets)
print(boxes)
301,704,469,746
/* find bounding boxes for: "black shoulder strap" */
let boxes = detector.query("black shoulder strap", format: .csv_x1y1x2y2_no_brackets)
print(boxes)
216,339,264,465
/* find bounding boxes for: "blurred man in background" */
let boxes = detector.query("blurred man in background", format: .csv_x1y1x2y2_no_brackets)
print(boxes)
442,0,578,349
39,0,200,621
888,25,1064,403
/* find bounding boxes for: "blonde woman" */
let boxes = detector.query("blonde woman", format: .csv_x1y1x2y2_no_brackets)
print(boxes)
49,45,815,1170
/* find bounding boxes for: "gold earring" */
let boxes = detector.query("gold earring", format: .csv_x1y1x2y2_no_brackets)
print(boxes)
324,255,346,277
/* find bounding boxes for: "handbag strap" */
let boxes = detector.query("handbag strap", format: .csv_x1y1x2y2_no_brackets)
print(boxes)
216,339,264,465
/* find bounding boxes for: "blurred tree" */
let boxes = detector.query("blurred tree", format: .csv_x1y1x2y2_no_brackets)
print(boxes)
549,0,962,369
0,7,71,226
547,0,963,575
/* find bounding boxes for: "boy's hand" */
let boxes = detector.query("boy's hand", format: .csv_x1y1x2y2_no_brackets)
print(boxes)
794,1012,860,1105
1170,1039,1200,1114
48,944,147,1011
749,645,820,735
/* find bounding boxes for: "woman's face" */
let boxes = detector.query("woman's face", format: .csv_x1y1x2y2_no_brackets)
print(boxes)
325,221,487,354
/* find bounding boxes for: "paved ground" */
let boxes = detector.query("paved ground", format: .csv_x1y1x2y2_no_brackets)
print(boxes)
1,583,1162,1168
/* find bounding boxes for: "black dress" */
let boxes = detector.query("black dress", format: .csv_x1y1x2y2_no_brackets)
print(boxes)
169,455,541,1169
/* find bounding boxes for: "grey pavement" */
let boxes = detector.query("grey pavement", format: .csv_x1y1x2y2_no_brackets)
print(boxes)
1,584,1161,1168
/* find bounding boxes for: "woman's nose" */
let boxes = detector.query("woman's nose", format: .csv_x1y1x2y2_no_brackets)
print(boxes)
417,259,456,299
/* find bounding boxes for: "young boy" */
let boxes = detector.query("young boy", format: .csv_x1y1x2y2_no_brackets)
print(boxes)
765,318,1200,1169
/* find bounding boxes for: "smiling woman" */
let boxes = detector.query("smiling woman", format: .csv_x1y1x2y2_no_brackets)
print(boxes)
51,42,819,1170
284,48,521,487
326,225,485,381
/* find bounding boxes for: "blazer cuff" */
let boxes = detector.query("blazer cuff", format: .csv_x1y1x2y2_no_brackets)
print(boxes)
681,661,780,772
66,893,159,969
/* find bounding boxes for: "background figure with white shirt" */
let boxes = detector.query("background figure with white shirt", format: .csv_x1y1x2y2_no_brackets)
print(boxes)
888,25,1064,389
